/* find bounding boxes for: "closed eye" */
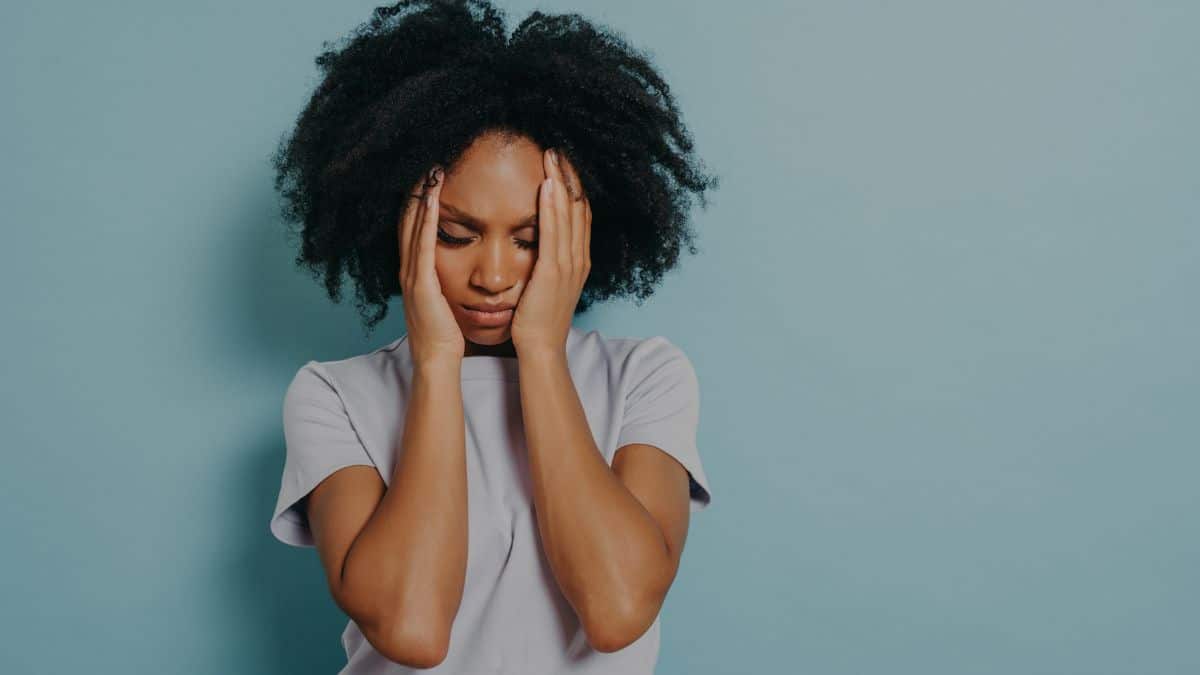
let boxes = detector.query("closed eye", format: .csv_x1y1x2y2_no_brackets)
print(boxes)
436,227,538,250
436,228,473,246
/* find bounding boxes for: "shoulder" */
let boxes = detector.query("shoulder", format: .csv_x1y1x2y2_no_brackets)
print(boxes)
285,335,409,408
568,325,697,385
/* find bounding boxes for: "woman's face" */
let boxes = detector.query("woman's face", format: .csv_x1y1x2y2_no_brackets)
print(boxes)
433,132,544,355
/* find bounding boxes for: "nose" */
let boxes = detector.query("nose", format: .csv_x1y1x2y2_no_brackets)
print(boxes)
468,236,521,297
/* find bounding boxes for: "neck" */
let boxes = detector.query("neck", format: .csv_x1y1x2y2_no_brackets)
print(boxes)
464,338,517,358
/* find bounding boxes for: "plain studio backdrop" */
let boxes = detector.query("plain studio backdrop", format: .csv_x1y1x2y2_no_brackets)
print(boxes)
1,1,1197,673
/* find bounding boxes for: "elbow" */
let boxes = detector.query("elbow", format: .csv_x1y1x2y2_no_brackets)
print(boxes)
368,617,451,669
332,574,453,667
584,616,651,654
335,591,451,668
585,627,637,654
581,595,662,654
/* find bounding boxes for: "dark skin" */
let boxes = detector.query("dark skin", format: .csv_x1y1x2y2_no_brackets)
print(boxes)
302,132,696,666
401,130,695,651
425,132,543,358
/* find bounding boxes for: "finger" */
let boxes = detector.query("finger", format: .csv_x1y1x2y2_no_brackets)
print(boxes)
561,159,587,223
558,155,587,273
400,175,426,288
411,167,444,287
418,167,444,282
583,198,592,268
407,178,429,289
557,150,584,203
541,149,559,268
547,150,571,271
568,196,583,274
538,172,556,270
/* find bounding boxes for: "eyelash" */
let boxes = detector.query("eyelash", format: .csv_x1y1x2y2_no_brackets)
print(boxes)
436,227,538,251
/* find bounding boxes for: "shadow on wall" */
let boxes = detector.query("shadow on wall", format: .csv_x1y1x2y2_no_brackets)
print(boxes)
228,435,354,674
217,174,407,673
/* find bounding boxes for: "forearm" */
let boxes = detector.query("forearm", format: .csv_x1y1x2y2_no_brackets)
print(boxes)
341,359,468,648
517,348,672,646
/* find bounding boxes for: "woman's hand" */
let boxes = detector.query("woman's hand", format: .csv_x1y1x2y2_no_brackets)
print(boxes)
399,166,464,366
510,148,593,356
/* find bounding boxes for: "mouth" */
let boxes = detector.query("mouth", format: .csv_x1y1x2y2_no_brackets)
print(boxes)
461,304,515,327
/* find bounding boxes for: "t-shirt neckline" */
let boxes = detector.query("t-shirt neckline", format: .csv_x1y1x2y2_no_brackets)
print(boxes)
396,325,580,382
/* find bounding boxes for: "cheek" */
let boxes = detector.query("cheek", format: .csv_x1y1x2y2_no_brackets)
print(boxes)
433,254,461,285
517,257,537,283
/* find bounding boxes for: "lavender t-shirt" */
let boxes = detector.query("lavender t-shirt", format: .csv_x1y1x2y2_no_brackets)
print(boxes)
269,324,712,674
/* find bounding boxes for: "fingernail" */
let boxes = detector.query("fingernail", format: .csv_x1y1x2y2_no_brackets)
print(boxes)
549,148,559,166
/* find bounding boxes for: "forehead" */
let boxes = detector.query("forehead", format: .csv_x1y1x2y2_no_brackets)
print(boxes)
440,133,545,224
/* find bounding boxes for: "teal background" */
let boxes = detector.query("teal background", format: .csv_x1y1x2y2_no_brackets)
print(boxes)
2,1,1197,673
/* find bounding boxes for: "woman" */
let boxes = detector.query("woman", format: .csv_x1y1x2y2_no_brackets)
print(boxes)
268,1,718,672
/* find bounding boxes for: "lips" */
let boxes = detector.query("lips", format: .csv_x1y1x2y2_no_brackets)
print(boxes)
463,303,515,312
461,303,514,328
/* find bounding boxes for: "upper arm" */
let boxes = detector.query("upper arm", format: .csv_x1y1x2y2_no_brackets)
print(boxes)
608,338,714,604
612,442,692,588
613,339,713,513
306,464,386,613
270,362,379,548
268,362,384,618
268,362,446,668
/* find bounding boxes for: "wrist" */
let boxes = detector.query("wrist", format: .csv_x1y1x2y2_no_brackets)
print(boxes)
412,356,462,377
515,343,567,365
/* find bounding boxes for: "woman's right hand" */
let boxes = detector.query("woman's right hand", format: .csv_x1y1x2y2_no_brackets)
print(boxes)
399,167,464,366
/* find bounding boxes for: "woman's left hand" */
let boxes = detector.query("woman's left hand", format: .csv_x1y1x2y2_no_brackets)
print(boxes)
510,147,592,356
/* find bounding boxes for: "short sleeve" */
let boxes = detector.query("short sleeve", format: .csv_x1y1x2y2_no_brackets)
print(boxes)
269,361,376,548
615,339,713,512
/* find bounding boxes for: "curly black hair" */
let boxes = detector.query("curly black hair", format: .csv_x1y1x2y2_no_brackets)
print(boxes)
271,0,719,335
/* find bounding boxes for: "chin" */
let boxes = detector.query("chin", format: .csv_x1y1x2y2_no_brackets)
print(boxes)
461,324,513,344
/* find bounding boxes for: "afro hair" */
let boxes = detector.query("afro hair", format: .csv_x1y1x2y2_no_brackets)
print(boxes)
271,0,720,335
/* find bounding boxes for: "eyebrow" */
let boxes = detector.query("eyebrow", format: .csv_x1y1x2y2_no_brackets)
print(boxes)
438,202,538,232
